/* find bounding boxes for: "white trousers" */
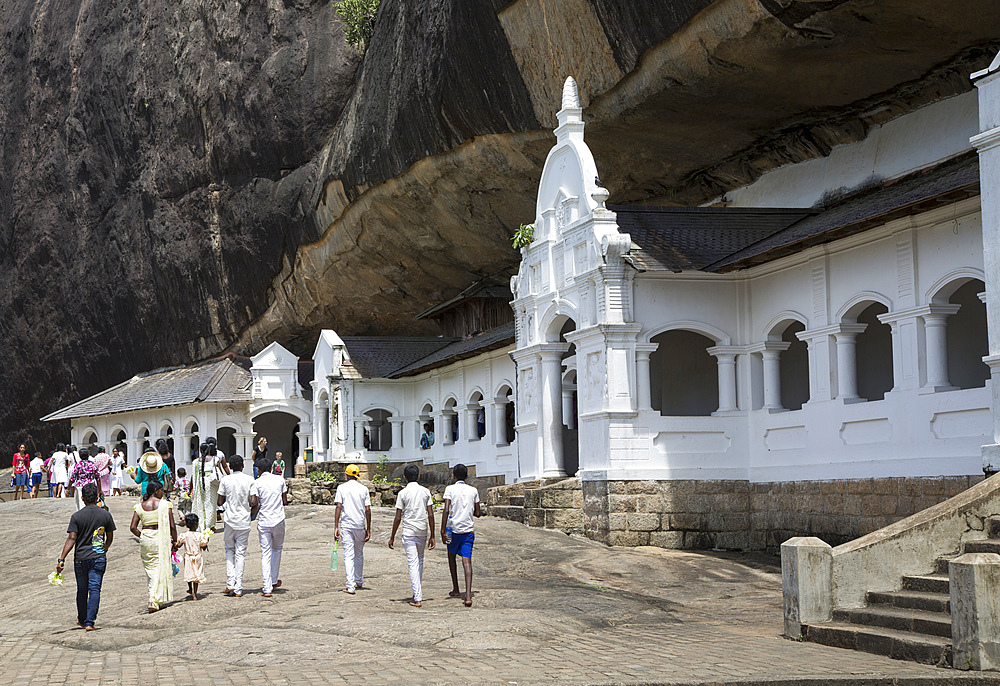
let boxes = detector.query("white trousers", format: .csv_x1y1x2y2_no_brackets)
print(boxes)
258,520,285,594
402,534,427,602
341,527,366,591
224,526,250,593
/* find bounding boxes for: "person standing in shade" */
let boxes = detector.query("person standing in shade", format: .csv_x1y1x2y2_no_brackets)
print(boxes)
334,464,371,595
56,483,115,630
388,465,435,607
441,464,481,608
218,455,254,597
249,458,287,598
250,437,268,477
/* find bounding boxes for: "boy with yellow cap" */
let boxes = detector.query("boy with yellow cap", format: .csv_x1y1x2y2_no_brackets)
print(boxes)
334,464,371,594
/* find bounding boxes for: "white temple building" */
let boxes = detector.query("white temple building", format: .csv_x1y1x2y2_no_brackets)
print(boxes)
43,342,312,475
46,50,1000,550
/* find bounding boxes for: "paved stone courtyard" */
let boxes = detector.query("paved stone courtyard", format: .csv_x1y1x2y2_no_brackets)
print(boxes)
2,497,999,685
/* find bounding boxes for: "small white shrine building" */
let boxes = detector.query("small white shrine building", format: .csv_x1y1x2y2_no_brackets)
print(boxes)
43,342,312,474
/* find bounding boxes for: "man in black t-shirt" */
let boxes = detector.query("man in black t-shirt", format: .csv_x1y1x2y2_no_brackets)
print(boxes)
56,483,116,630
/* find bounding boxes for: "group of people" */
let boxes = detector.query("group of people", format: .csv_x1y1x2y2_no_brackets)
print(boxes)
52,438,482,630
11,443,128,501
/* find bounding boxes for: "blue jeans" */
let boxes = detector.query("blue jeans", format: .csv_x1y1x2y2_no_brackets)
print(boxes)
74,557,107,627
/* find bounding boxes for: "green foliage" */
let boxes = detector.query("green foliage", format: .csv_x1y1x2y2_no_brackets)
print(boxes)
371,454,400,486
334,0,380,49
308,470,337,483
511,222,534,249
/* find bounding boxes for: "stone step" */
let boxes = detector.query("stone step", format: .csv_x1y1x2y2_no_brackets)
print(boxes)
488,505,524,524
962,539,1000,554
866,589,950,614
803,621,951,667
508,495,524,507
988,519,1000,538
935,556,957,574
901,573,950,594
525,506,583,533
832,606,952,638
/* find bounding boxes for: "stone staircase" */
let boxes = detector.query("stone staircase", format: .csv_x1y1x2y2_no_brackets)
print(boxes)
800,520,1000,667
487,477,583,535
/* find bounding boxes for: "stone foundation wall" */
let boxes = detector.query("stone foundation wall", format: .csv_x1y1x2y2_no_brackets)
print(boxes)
583,475,986,552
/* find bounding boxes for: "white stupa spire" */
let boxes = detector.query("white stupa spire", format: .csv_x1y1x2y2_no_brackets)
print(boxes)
562,76,580,109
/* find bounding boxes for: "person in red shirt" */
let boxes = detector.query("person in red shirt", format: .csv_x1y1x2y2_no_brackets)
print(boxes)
12,444,30,500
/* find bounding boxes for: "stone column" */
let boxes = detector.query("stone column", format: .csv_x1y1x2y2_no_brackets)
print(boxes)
492,398,509,447
781,537,832,638
441,412,455,446
921,306,961,391
635,343,658,411
950,552,1000,670
235,433,252,462
465,404,480,441
707,346,740,413
753,341,791,411
539,346,569,477
834,324,867,401
561,389,576,430
353,419,365,451
972,55,1000,470
389,418,404,452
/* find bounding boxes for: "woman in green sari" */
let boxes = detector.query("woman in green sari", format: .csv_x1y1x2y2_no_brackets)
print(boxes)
129,475,177,612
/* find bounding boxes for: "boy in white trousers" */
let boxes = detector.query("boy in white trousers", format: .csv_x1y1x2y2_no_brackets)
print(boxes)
334,464,371,594
388,465,435,606
249,458,287,598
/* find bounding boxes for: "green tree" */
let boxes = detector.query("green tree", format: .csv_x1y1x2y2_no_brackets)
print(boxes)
334,0,381,50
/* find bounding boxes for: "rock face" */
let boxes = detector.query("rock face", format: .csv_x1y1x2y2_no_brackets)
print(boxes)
2,0,1000,449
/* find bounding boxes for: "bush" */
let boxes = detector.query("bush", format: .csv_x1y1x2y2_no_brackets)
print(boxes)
334,0,380,49
511,222,534,249
308,470,337,483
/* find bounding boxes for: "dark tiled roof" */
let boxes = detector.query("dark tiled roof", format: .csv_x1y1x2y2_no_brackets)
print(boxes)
416,273,514,320
340,337,456,379
616,206,815,272
707,152,980,271
42,358,252,422
389,322,515,378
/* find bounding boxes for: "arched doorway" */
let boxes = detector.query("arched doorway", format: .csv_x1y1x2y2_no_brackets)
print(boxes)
946,279,988,389
217,427,238,461
252,411,302,476
539,314,579,477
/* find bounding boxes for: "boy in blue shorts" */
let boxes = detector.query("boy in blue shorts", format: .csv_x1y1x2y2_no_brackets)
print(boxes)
440,464,480,607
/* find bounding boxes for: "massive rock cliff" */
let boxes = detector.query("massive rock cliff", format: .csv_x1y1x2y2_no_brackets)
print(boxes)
1,0,998,448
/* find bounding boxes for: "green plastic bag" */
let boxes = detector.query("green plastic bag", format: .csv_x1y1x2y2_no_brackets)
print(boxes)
330,540,337,571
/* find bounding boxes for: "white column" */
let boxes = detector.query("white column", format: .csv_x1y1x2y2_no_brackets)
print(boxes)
635,344,657,411
834,324,867,401
465,404,480,441
441,413,455,446
539,346,568,477
921,305,961,391
708,346,740,413
235,433,252,461
389,418,404,452
561,389,576,430
319,405,330,454
762,350,784,411
492,399,509,446
971,56,1000,470
353,419,365,451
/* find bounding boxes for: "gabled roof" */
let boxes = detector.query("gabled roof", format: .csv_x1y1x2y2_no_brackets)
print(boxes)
617,206,815,272
42,357,253,422
618,152,980,274
389,322,515,378
339,337,456,379
416,274,513,320
707,152,980,272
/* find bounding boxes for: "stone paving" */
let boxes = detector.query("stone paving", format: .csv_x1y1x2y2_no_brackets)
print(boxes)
2,497,999,685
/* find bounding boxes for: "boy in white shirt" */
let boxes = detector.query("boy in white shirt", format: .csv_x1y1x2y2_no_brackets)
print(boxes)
388,465,435,606
217,455,255,597
441,463,481,607
249,458,288,597
334,464,371,594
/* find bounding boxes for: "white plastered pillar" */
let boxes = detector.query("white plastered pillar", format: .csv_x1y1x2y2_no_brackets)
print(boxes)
971,53,1000,471
389,417,404,452
920,304,962,391
707,346,741,414
833,324,867,402
752,341,791,411
465,404,480,441
539,344,570,477
635,343,658,411
491,397,509,447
